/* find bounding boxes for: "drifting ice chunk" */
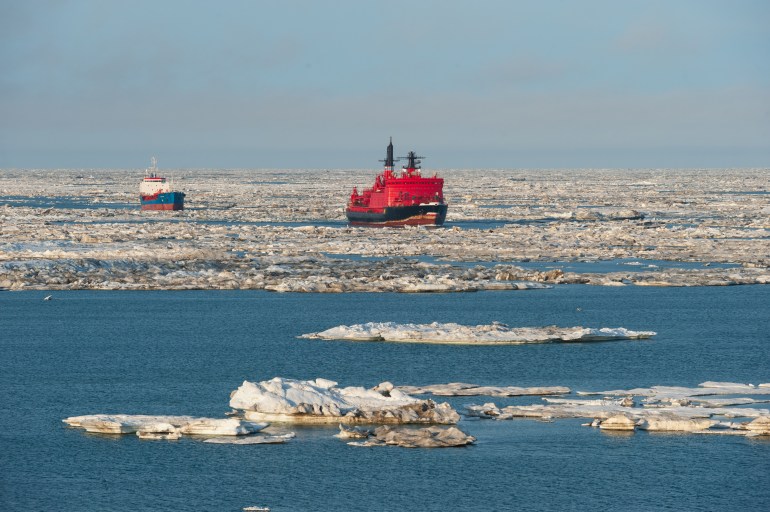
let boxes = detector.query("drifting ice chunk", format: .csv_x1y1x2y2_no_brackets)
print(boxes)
698,382,756,391
579,383,770,399
599,415,637,431
335,424,373,439
63,414,266,436
300,322,655,345
229,377,460,424
63,414,198,434
348,426,476,448
179,419,268,436
398,382,570,397
639,417,717,432
464,403,503,418
741,417,770,435
204,433,295,444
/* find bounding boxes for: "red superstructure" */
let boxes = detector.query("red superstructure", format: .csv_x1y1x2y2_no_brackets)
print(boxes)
346,139,447,226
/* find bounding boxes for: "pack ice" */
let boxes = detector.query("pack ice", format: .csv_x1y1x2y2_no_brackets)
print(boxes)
1,168,768,292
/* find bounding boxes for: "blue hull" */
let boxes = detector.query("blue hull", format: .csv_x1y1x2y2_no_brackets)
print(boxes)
140,191,185,210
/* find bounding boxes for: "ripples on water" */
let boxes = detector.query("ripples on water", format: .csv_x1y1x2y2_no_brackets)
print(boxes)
1,286,769,511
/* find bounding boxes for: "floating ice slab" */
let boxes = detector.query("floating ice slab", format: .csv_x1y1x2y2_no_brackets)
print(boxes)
638,417,717,432
203,433,295,444
301,322,656,345
64,414,198,434
179,418,268,436
63,414,267,436
347,425,476,448
229,377,460,424
599,415,637,431
465,378,770,435
578,382,770,400
335,424,373,439
398,382,570,397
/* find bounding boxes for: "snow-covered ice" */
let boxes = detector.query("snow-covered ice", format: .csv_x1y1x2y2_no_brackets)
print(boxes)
301,322,655,345
203,433,295,444
463,380,770,435
63,414,268,436
398,382,571,397
229,377,460,424
638,417,717,432
335,424,373,439
598,415,637,431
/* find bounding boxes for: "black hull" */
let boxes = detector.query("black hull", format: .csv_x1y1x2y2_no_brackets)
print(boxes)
346,204,448,226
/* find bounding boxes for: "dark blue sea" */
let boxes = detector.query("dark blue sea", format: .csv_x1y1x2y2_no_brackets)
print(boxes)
2,286,769,511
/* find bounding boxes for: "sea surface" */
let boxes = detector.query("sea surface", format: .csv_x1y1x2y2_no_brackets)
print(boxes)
1,286,769,511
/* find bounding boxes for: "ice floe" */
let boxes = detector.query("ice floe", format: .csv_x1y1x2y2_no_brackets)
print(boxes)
464,380,770,435
229,377,460,424
301,322,656,345
346,425,476,448
397,382,571,397
203,433,296,444
598,415,637,431
638,417,717,432
63,414,268,436
335,424,373,439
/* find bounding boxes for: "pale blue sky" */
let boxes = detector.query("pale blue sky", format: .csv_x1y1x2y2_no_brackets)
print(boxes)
1,0,768,168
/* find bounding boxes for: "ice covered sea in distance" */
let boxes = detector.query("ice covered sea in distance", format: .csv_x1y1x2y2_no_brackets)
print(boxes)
0,167,769,511
1,168,768,291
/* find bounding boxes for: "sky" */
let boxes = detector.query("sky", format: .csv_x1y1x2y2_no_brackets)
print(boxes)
1,0,768,169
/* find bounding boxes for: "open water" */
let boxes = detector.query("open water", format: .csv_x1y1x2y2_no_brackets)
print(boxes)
2,285,769,511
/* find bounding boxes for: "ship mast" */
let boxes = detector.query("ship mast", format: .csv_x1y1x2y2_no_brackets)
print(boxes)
379,137,399,177
147,156,158,178
401,151,424,176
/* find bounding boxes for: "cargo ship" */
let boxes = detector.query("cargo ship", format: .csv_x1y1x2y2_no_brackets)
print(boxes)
139,157,185,211
346,139,447,226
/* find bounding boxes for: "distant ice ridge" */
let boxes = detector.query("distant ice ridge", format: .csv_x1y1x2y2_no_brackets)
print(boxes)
229,377,460,424
300,322,656,345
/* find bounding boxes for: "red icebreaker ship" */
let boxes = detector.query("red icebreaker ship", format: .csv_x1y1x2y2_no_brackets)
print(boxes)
346,138,447,227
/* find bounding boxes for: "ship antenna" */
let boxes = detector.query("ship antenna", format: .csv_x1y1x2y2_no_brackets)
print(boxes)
379,137,399,168
401,151,425,169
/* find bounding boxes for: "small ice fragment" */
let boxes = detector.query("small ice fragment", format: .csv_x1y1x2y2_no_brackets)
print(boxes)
204,433,294,444
348,425,475,448
598,415,636,431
